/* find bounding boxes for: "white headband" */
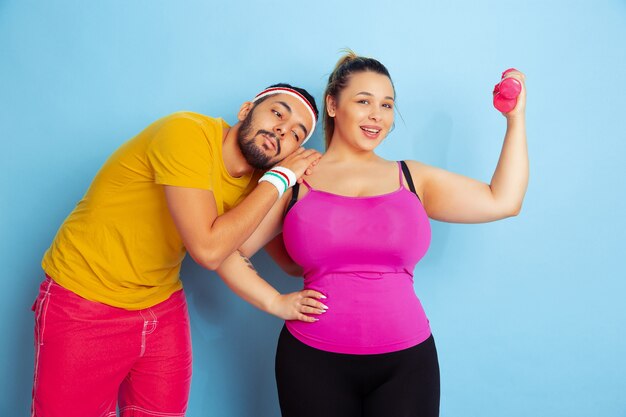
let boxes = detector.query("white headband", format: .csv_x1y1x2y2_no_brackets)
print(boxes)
253,87,317,144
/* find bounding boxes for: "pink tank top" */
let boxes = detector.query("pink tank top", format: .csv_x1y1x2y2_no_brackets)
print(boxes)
283,162,432,354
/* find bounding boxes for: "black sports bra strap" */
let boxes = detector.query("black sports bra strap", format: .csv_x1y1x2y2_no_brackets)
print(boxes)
285,182,300,216
400,161,421,202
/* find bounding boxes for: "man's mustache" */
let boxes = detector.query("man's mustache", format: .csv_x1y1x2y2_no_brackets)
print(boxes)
257,129,281,155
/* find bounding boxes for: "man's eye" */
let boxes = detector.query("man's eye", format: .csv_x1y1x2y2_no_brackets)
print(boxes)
273,110,282,118
292,131,300,141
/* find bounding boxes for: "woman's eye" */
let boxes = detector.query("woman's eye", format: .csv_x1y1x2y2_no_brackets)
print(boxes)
383,103,393,109
358,99,369,104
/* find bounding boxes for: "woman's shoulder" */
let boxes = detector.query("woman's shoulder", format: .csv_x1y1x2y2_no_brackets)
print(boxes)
400,160,438,195
402,159,432,174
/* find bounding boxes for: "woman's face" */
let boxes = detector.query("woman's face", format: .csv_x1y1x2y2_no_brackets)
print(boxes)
328,71,395,151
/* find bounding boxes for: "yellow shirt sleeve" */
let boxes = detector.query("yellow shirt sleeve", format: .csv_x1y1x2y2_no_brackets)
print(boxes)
147,114,215,190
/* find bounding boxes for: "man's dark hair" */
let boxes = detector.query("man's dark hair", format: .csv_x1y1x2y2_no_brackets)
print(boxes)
254,83,319,120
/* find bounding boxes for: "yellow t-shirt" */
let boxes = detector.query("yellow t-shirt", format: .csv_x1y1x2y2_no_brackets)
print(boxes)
42,112,260,309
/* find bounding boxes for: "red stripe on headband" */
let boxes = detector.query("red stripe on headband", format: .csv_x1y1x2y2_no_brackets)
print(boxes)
254,87,317,121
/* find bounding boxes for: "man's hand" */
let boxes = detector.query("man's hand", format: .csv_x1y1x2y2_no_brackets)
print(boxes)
276,147,322,182
269,290,328,322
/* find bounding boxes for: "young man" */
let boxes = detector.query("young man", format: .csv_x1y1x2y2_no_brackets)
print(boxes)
31,83,321,417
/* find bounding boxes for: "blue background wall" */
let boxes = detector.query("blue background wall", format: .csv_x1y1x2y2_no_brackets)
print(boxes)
1,1,625,416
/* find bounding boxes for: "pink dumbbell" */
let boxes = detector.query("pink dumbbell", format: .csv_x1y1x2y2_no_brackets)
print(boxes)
493,68,522,113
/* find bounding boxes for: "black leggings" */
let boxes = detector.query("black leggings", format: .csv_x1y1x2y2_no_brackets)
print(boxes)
275,326,440,417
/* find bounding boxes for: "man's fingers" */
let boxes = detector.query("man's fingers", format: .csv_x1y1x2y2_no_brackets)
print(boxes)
303,150,322,160
302,290,327,300
297,313,318,323
301,297,328,311
300,305,326,315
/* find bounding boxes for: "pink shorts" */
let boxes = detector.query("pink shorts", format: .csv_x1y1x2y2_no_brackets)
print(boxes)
31,276,192,417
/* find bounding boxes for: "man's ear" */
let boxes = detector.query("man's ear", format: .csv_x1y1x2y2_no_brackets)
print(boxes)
326,95,337,117
237,101,253,121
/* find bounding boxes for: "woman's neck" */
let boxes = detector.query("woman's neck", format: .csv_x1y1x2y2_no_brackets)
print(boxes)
324,138,381,164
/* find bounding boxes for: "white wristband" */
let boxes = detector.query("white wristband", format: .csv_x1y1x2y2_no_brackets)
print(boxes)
269,166,297,188
258,172,287,198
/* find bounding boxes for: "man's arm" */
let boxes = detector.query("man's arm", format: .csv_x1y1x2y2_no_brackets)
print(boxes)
216,250,325,322
165,148,320,270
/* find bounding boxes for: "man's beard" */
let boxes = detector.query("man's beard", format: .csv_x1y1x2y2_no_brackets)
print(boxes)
237,109,281,170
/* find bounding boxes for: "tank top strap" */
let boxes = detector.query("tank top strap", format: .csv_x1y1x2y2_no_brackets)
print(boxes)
396,161,404,187
285,179,314,217
301,179,315,190
399,160,421,201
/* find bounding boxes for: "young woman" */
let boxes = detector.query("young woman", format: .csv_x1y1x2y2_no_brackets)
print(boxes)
216,52,528,417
